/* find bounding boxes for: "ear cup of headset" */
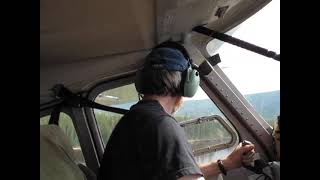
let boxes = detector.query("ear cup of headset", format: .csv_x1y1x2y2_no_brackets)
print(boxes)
156,41,200,97
183,67,200,97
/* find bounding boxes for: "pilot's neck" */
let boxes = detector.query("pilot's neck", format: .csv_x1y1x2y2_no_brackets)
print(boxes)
143,95,182,115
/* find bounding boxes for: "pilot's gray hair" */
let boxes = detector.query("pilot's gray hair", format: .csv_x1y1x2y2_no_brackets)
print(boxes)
139,68,183,97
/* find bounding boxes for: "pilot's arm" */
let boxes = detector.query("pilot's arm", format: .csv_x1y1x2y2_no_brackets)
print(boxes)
178,143,255,180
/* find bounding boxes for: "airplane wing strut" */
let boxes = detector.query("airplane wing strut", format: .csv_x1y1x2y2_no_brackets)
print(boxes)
193,26,280,61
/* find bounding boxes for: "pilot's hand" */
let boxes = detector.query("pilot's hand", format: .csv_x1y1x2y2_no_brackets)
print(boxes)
223,142,255,170
242,148,255,165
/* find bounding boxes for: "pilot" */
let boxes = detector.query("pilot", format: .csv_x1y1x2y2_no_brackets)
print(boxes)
98,41,255,180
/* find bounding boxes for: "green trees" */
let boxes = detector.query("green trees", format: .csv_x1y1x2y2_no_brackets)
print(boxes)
95,112,121,144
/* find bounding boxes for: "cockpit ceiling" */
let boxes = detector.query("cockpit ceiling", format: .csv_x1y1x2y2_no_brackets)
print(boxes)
40,0,271,104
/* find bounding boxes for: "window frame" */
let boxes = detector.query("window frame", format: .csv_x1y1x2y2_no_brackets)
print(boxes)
180,115,237,156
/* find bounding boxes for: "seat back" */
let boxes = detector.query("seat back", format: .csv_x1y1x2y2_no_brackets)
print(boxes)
40,124,89,180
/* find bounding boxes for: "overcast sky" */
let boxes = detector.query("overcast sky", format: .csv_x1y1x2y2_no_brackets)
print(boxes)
217,0,280,95
189,0,280,100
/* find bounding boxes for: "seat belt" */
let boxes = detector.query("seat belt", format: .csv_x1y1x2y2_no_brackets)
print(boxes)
48,104,61,125
51,84,129,115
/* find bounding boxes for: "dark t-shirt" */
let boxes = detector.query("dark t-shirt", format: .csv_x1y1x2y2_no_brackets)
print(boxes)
98,100,203,180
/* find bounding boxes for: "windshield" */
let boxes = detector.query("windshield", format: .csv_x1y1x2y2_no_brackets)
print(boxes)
206,0,280,126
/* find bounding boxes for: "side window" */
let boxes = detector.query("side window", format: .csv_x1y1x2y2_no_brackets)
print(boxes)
182,117,232,150
94,82,237,161
174,88,236,158
94,84,138,145
40,112,85,164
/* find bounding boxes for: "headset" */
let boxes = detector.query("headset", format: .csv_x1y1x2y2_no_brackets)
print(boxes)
135,41,200,97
